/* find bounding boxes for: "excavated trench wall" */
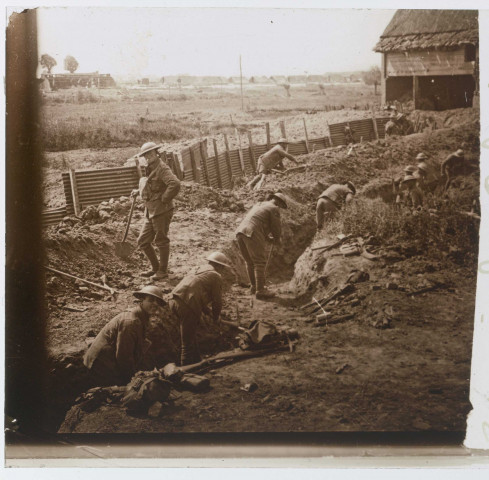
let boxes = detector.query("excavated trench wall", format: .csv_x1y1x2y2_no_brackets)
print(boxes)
221,186,318,286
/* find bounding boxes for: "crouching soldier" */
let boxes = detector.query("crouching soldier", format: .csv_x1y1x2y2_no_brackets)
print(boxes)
399,175,424,209
247,138,300,189
131,142,181,281
316,181,356,232
440,149,465,192
83,286,167,387
235,192,287,299
169,252,234,366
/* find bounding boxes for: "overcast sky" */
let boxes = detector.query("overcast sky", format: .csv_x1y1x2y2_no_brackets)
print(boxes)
36,7,394,78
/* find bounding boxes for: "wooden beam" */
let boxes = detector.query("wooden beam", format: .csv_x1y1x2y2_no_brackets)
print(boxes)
199,139,210,186
302,117,310,153
223,134,234,183
371,109,379,140
212,139,222,188
247,130,256,172
69,168,81,215
413,76,420,110
265,122,271,149
189,145,200,183
279,120,286,139
326,121,333,147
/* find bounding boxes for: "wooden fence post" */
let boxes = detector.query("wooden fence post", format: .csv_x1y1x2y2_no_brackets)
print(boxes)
279,120,287,139
172,152,183,180
189,146,200,183
69,168,81,215
199,139,210,186
213,139,223,188
266,122,271,149
302,117,310,153
371,109,379,140
223,134,234,183
326,121,333,147
247,130,256,173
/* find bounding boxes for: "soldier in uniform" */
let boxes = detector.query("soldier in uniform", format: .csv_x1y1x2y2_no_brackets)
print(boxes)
398,175,424,209
440,149,466,192
131,142,181,281
316,181,356,231
169,252,234,366
247,138,300,189
235,193,288,299
83,286,167,386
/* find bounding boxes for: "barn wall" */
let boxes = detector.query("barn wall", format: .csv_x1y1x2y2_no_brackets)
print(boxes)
385,48,474,77
418,75,476,109
385,76,412,102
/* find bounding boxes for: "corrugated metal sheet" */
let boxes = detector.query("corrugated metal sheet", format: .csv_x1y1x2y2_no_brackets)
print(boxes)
229,150,242,177
218,152,232,189
205,155,220,188
287,141,308,156
42,206,67,227
253,144,269,157
241,149,254,175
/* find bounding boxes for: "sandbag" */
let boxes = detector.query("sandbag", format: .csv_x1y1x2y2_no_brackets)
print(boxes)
122,370,172,414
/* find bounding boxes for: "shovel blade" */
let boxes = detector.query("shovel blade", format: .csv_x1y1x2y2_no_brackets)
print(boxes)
115,241,133,259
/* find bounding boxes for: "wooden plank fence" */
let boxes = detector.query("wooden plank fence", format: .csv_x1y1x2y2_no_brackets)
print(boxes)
43,116,390,226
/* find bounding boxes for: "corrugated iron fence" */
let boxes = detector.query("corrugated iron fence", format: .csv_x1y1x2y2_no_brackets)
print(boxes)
42,115,390,226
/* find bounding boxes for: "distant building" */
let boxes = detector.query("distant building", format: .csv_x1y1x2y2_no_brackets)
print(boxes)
249,76,273,84
374,9,478,110
306,75,328,84
270,75,288,84
45,72,116,90
287,75,307,84
228,76,249,84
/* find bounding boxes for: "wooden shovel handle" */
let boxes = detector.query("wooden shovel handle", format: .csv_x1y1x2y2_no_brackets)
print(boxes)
122,195,137,243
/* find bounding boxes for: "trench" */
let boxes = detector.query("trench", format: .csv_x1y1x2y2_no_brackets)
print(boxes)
43,183,320,433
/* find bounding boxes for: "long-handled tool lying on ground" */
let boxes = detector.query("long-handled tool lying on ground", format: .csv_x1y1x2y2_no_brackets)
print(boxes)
45,266,118,296
115,194,137,259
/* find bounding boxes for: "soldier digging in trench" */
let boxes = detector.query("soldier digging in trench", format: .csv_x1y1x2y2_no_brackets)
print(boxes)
316,181,356,232
168,252,234,366
247,138,301,190
131,142,181,281
235,192,288,299
83,286,167,387
440,148,466,192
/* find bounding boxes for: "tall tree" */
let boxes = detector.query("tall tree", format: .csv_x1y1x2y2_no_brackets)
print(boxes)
64,55,79,74
40,53,57,74
362,65,381,94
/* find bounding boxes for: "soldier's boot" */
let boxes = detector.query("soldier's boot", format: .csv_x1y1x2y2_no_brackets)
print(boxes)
255,264,275,299
246,264,256,294
141,245,159,277
151,245,170,281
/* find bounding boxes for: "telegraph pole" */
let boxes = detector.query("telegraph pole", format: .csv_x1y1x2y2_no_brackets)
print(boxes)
239,54,244,111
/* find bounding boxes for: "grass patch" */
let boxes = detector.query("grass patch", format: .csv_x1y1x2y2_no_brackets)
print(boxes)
328,197,479,266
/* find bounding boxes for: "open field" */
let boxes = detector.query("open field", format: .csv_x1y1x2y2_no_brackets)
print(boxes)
41,83,380,151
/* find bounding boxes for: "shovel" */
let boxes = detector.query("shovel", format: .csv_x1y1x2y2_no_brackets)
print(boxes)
115,195,137,259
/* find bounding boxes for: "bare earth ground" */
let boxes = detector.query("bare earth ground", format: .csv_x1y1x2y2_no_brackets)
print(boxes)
40,103,479,433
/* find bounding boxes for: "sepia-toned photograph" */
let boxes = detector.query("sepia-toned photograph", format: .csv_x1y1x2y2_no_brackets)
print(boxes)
5,3,485,458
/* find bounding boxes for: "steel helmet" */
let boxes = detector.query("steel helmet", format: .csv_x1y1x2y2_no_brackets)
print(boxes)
207,252,232,269
402,175,417,183
271,192,288,209
346,181,356,195
139,142,161,156
416,153,427,161
417,161,429,172
404,165,417,174
455,149,464,157
277,138,288,144
133,285,167,305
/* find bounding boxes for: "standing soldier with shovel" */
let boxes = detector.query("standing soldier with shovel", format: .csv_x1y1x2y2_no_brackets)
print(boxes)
235,192,287,299
131,142,181,281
